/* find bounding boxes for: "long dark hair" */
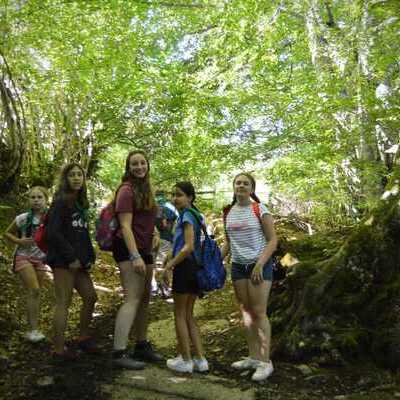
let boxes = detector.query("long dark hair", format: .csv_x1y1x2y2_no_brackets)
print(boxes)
121,150,156,211
229,172,261,207
174,181,201,212
54,163,89,209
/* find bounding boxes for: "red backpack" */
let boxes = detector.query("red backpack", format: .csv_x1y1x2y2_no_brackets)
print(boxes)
95,182,132,251
34,213,49,253
222,202,261,229
223,202,286,282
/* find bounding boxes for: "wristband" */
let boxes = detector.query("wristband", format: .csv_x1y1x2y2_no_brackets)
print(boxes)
128,251,141,262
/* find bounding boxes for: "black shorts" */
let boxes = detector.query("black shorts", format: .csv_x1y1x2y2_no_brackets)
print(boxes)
112,236,153,265
172,258,201,295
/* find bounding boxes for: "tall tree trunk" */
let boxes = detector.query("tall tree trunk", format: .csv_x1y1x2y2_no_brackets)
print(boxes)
0,51,26,194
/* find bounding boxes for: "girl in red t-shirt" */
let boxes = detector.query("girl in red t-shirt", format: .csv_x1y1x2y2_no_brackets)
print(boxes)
111,150,162,369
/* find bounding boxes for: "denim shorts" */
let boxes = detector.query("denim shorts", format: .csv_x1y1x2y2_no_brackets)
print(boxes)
231,259,273,282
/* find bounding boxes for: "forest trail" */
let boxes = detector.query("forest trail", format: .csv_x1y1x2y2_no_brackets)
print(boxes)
0,210,399,400
0,255,399,400
101,366,255,400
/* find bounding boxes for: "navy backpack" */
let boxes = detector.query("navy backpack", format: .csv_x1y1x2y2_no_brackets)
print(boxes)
185,209,226,292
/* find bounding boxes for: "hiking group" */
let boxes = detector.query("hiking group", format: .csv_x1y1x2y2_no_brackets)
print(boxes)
3,150,278,382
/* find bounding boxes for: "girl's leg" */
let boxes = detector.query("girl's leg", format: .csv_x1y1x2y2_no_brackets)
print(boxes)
113,261,145,350
36,270,48,288
18,264,40,331
133,264,153,341
233,279,257,359
173,293,191,360
53,268,75,353
247,280,272,362
186,294,204,359
73,270,97,337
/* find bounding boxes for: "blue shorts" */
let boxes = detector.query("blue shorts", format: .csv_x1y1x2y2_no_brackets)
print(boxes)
231,259,273,282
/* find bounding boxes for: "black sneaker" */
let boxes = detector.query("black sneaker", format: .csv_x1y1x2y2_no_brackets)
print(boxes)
131,341,163,362
112,350,146,370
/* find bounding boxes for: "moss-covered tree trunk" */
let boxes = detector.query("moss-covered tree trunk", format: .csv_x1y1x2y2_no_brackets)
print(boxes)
0,51,26,195
271,182,400,369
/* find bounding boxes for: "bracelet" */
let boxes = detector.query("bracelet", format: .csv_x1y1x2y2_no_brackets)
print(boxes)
128,251,141,262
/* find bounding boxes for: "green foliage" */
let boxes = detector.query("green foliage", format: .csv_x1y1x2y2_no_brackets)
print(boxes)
1,0,399,224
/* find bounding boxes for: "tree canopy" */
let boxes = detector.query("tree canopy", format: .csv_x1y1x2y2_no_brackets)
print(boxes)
1,0,399,225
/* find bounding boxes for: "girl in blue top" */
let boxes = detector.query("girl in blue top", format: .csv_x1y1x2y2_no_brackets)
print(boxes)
163,182,209,374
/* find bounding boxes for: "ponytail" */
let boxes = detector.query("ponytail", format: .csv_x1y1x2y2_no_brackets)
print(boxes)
250,193,261,203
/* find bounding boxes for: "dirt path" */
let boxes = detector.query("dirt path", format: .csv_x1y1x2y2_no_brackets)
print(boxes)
0,254,399,400
101,366,255,400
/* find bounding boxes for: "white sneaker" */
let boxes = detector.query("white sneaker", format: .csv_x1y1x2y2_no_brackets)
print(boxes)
193,357,209,372
169,354,183,363
251,360,274,381
25,330,45,343
231,357,258,370
166,356,193,373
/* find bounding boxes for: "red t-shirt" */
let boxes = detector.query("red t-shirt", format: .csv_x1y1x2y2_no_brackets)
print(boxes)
114,183,156,254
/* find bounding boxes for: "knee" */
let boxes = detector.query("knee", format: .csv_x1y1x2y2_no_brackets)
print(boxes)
55,292,73,309
185,311,195,325
241,307,253,328
123,296,141,309
56,296,72,310
250,308,266,325
253,310,267,323
241,305,265,327
174,308,187,322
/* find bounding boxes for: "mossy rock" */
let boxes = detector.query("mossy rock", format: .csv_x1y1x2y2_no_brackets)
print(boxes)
271,191,400,368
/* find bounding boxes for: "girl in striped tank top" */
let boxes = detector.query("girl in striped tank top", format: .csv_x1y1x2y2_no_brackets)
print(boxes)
221,172,278,382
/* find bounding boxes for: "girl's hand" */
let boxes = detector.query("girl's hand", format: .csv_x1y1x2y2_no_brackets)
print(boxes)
18,238,35,247
251,263,264,285
162,269,170,287
132,257,146,275
162,261,175,286
69,259,81,270
165,261,174,272
152,230,160,251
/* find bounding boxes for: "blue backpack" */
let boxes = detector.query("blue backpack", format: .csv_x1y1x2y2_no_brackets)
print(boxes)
185,209,226,292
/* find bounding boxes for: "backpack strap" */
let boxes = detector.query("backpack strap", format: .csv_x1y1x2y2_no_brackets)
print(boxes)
19,209,34,238
251,202,262,223
113,182,134,207
184,208,208,237
223,202,262,237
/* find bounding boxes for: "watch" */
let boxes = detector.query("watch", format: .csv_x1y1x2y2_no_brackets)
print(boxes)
128,251,141,261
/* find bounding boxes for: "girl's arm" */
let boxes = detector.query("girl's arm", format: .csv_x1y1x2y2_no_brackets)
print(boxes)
221,235,230,260
162,249,173,267
3,220,34,247
46,200,78,266
152,226,160,253
252,214,278,283
118,212,146,274
165,222,195,270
